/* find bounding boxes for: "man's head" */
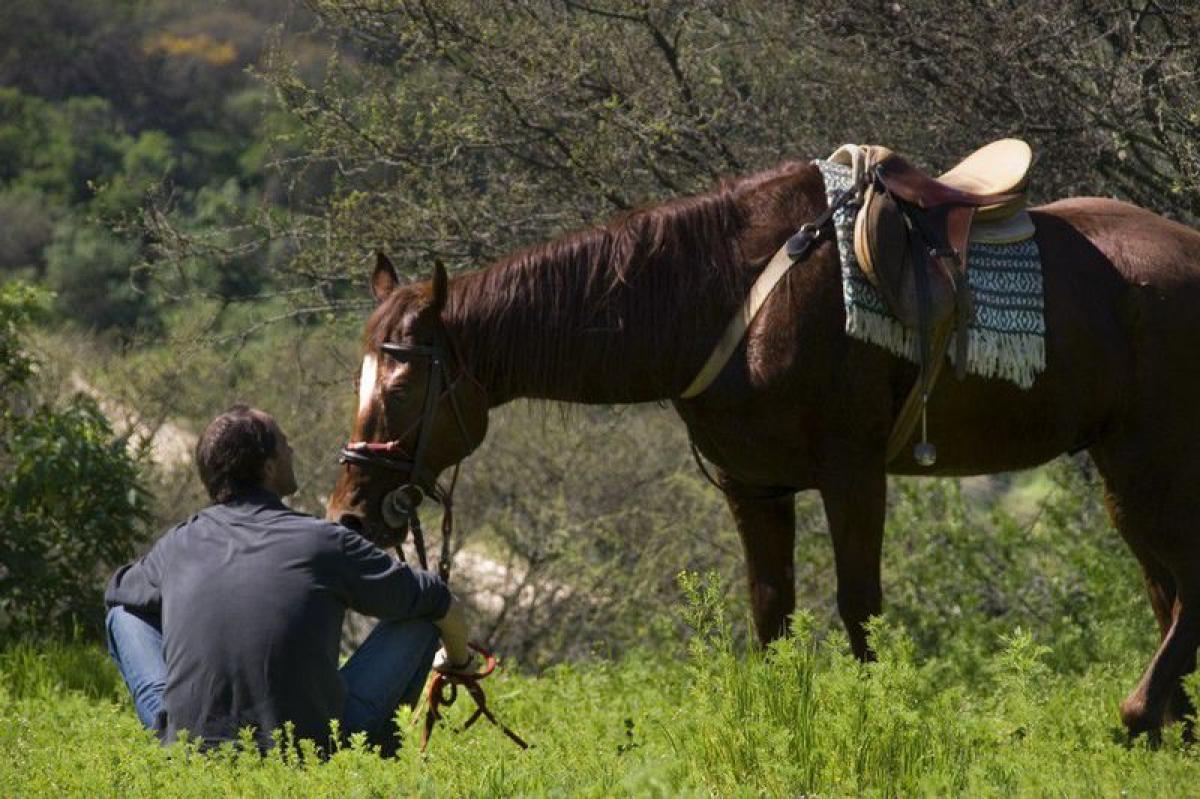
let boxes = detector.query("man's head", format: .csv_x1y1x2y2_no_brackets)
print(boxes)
196,405,297,502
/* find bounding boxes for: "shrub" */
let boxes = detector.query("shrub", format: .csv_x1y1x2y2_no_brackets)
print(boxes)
0,281,152,637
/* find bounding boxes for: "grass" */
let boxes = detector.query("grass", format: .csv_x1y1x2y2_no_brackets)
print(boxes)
3,577,1200,798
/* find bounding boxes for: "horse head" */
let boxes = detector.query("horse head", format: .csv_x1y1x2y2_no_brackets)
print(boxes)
326,252,489,548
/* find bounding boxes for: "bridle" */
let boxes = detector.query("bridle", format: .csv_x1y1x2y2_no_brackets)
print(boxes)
338,332,481,580
339,330,529,751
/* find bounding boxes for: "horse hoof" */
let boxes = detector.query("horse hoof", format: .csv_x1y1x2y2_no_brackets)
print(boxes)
1120,695,1161,738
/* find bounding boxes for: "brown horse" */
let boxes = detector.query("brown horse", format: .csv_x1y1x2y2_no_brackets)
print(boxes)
326,157,1200,737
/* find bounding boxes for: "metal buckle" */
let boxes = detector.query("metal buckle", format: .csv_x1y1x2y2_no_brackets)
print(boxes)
382,483,425,529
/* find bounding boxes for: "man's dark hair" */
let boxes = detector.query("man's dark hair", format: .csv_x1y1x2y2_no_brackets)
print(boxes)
195,405,278,503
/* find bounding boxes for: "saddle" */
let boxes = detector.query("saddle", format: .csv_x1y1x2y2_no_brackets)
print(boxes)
830,139,1034,463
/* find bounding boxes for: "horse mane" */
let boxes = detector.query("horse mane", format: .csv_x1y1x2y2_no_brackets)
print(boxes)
444,160,818,399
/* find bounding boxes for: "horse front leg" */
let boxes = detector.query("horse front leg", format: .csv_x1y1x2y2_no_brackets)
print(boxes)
819,458,887,661
723,480,797,645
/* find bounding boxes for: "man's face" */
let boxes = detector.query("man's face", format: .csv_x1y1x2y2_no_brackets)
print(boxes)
262,417,298,498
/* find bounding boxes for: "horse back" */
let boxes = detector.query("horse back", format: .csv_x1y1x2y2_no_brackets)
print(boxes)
1035,197,1200,290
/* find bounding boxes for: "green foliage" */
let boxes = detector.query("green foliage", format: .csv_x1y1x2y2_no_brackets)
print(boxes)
0,282,151,637
0,2,330,331
0,92,131,205
2,584,1198,796
880,462,1152,676
0,187,58,276
0,282,49,391
0,637,123,702
43,217,157,333
0,400,152,633
90,130,176,218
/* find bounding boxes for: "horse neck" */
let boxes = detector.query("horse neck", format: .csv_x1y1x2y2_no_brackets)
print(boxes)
444,222,748,406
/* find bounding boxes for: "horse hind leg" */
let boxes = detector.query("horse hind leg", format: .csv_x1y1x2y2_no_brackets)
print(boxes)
1093,444,1200,735
1120,593,1200,737
1133,560,1190,727
1111,532,1194,734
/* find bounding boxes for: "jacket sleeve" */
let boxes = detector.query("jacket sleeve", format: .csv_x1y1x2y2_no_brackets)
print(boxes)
333,528,453,621
104,523,180,619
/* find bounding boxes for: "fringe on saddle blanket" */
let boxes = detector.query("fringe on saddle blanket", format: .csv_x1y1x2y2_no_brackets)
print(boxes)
816,159,1046,389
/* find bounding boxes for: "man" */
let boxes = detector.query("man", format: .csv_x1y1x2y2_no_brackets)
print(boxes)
105,404,472,754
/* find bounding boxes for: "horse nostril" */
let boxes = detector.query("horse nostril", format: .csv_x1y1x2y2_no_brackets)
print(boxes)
339,513,365,534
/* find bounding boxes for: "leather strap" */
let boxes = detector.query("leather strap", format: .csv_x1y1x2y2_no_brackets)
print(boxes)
943,204,976,380
680,241,798,399
910,216,935,399
886,316,955,463
680,182,861,400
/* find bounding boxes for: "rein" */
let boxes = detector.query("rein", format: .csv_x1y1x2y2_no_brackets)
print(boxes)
412,643,530,753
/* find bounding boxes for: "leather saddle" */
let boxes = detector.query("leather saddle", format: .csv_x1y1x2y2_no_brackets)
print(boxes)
831,139,1033,384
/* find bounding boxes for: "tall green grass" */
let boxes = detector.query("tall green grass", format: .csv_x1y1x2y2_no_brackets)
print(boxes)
3,577,1199,797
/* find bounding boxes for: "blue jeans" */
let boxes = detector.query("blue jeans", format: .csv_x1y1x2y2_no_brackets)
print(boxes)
105,606,438,749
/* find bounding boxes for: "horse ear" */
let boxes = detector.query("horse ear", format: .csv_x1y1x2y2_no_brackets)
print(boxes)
431,260,448,313
371,251,399,304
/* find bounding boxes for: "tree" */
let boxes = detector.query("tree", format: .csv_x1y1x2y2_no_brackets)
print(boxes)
798,0,1200,219
44,217,157,333
246,0,1197,300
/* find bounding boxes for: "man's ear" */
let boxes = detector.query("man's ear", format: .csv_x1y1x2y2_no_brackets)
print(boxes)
371,251,400,304
260,453,278,492
431,260,448,313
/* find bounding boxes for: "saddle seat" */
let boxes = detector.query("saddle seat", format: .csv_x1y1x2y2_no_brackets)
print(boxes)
935,138,1032,222
835,138,1034,341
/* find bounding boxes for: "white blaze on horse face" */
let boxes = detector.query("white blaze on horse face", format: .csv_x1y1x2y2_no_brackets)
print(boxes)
358,353,378,420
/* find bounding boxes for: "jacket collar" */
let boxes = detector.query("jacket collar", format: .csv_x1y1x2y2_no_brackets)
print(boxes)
221,486,287,511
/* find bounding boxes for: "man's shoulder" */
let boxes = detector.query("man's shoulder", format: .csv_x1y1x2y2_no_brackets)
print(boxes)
270,509,362,557
153,515,201,546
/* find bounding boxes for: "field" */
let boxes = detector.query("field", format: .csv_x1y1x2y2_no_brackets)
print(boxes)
8,402,1200,796
5,3,1200,796
5,573,1200,798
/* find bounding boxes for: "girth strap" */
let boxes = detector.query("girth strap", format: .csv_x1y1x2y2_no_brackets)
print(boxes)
680,183,861,399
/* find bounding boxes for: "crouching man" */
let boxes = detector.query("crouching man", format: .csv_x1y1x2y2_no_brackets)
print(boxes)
104,404,472,754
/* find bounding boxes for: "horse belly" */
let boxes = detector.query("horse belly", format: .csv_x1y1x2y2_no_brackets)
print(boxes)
886,370,1114,476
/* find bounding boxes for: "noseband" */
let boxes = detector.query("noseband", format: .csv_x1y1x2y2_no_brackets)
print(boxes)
339,338,479,580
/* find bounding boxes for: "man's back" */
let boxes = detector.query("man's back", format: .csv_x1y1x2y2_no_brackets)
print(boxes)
106,488,450,749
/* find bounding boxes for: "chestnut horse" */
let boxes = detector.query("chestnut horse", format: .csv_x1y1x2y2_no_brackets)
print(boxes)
327,158,1200,736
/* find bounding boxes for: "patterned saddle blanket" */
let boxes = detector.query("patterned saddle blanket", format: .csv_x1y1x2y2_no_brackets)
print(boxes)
817,158,1046,389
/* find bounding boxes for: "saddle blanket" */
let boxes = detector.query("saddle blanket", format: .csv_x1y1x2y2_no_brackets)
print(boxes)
816,159,1046,389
